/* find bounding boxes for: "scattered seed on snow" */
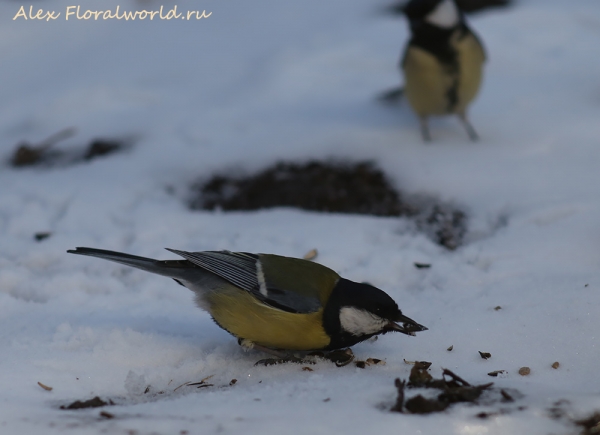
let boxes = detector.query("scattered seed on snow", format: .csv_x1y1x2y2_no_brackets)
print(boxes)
303,249,318,260
37,382,52,391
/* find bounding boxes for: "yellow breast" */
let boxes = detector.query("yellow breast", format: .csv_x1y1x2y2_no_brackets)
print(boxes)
206,286,331,351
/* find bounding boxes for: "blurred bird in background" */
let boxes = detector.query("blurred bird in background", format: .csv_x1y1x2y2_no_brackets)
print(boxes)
384,0,487,141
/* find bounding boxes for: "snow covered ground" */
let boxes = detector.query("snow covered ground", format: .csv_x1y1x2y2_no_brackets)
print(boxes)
1,0,599,433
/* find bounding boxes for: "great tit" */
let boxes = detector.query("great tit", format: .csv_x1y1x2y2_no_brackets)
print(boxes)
401,0,486,141
68,247,427,359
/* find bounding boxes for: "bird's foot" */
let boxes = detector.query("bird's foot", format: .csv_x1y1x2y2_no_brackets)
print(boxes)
254,356,313,366
239,339,314,366
309,348,355,367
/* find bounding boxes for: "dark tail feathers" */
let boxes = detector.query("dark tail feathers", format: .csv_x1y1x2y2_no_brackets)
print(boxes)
67,247,196,281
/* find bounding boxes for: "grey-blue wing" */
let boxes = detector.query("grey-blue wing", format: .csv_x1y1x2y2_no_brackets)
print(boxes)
165,249,322,314
166,249,260,292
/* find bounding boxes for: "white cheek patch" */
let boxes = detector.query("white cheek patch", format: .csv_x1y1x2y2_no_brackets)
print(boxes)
426,0,460,28
339,307,388,336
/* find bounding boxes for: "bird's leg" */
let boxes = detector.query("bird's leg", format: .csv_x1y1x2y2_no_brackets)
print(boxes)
419,117,432,142
238,339,309,366
458,111,479,141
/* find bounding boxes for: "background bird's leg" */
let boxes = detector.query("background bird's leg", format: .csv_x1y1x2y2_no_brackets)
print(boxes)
419,117,432,142
458,111,479,141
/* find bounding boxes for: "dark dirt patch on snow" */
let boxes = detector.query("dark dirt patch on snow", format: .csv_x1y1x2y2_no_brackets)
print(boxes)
189,160,467,250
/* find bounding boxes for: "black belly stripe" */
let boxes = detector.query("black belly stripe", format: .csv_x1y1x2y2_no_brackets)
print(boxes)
407,22,474,113
446,75,459,112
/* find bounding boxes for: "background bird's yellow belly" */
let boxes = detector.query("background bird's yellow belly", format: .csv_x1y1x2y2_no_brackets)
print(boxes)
403,46,453,116
206,287,331,351
403,33,484,117
455,34,484,113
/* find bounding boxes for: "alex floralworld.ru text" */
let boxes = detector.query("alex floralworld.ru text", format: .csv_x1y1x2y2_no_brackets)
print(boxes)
13,5,212,21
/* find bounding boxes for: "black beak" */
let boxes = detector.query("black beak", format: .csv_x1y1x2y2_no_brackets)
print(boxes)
386,313,428,337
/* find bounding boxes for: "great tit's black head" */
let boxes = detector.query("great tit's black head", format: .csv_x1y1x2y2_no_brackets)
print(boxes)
323,279,427,349
404,0,461,29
